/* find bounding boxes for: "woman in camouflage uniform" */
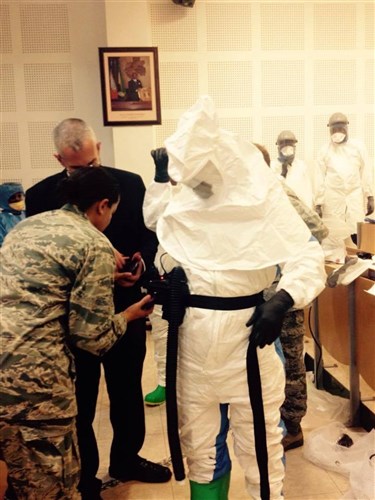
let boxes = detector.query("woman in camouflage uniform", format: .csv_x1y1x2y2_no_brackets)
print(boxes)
0,167,153,499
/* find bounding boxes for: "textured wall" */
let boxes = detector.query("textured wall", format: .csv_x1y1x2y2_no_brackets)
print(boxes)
1,1,374,193
0,1,113,189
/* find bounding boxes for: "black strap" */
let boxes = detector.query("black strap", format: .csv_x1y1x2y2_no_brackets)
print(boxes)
186,292,263,311
247,344,270,500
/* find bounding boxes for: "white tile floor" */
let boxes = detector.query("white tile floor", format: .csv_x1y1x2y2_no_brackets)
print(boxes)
93,333,363,500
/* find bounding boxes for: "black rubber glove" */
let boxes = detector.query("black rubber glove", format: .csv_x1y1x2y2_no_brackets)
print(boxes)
151,147,169,183
246,289,294,348
366,196,374,216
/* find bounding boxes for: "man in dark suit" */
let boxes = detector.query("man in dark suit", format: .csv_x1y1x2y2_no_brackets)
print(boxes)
25,118,171,500
126,72,142,101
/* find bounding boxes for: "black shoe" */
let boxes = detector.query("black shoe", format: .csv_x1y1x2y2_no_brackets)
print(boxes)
79,477,103,500
109,457,172,483
282,430,304,452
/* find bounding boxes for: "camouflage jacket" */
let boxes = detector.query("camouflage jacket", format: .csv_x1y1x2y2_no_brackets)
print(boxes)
282,183,328,244
0,204,127,421
263,184,328,307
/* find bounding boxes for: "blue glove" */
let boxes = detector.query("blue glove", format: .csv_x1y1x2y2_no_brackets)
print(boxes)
151,148,169,183
246,289,294,348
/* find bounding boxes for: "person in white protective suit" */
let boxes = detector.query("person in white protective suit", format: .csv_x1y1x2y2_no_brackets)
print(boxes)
315,112,374,262
271,130,314,208
143,96,326,500
144,151,178,406
144,244,177,406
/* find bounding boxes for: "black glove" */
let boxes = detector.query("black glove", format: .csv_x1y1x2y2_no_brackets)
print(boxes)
151,147,169,183
366,196,374,216
246,289,294,348
315,205,323,218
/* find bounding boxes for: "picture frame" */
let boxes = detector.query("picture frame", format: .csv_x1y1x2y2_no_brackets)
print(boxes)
98,47,161,126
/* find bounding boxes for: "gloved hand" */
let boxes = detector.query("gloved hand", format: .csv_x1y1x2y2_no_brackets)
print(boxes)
246,289,294,348
366,196,374,216
151,148,169,183
281,162,289,178
315,205,323,218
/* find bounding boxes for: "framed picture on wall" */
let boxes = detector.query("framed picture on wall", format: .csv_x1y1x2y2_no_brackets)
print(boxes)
99,47,161,126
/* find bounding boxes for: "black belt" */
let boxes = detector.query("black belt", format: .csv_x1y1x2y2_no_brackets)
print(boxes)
186,292,263,311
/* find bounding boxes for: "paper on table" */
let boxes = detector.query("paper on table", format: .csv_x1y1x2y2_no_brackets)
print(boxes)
364,282,375,296
338,258,373,286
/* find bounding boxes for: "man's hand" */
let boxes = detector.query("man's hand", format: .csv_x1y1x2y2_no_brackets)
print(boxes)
151,148,169,183
246,289,294,348
315,205,323,218
123,294,155,322
115,252,143,287
366,196,374,216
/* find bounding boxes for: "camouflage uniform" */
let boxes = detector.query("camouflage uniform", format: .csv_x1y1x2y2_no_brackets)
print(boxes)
282,183,328,245
0,419,80,499
265,183,328,433
279,309,306,432
0,204,127,498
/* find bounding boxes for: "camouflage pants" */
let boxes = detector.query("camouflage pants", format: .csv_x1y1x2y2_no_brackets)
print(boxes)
279,309,307,431
0,418,81,499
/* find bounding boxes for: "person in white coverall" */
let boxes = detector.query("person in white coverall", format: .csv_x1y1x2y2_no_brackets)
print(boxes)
144,245,177,406
144,153,178,407
315,112,374,261
270,130,314,208
143,96,326,500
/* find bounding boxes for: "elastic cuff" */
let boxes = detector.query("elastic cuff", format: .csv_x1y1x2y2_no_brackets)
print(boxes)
154,175,169,183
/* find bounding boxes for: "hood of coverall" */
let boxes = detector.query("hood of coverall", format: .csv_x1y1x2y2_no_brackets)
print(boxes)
156,95,312,271
0,183,25,213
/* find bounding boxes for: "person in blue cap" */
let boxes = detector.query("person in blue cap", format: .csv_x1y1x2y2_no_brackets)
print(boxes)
0,182,26,246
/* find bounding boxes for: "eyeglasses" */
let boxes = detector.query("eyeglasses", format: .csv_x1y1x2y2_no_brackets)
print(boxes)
65,162,101,174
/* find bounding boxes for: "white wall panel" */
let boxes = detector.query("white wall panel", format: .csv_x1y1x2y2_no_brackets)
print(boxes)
313,3,356,50
1,1,113,189
1,122,21,171
20,3,70,53
260,3,305,50
206,3,252,51
0,4,12,53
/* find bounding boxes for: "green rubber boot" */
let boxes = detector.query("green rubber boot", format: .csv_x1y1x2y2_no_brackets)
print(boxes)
144,385,166,406
190,472,231,500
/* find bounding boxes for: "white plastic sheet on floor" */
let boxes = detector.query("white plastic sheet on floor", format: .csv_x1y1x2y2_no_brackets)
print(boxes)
303,372,375,499
304,371,350,427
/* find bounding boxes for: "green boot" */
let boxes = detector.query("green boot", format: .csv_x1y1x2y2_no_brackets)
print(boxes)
190,472,230,500
144,385,166,406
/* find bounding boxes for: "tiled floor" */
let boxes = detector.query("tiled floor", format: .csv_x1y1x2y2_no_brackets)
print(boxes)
95,333,361,500
0,334,368,500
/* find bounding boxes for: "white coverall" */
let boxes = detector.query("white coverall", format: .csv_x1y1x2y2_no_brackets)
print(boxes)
270,158,314,208
149,245,176,387
315,138,373,234
143,96,326,499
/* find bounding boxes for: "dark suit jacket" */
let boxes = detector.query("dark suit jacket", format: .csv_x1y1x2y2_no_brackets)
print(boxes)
25,166,158,310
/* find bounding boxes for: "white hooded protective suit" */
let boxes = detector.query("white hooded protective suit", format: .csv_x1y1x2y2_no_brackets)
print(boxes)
315,138,373,234
143,96,326,499
270,158,314,208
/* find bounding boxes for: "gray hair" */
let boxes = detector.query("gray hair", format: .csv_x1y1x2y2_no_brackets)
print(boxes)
53,118,97,154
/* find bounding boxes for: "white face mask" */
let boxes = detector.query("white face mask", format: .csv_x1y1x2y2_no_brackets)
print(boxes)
280,146,295,158
192,181,214,199
331,132,346,144
9,200,25,211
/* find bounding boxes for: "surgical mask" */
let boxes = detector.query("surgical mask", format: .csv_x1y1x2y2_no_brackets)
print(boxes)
9,200,25,211
331,132,346,144
192,181,214,199
280,146,295,158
